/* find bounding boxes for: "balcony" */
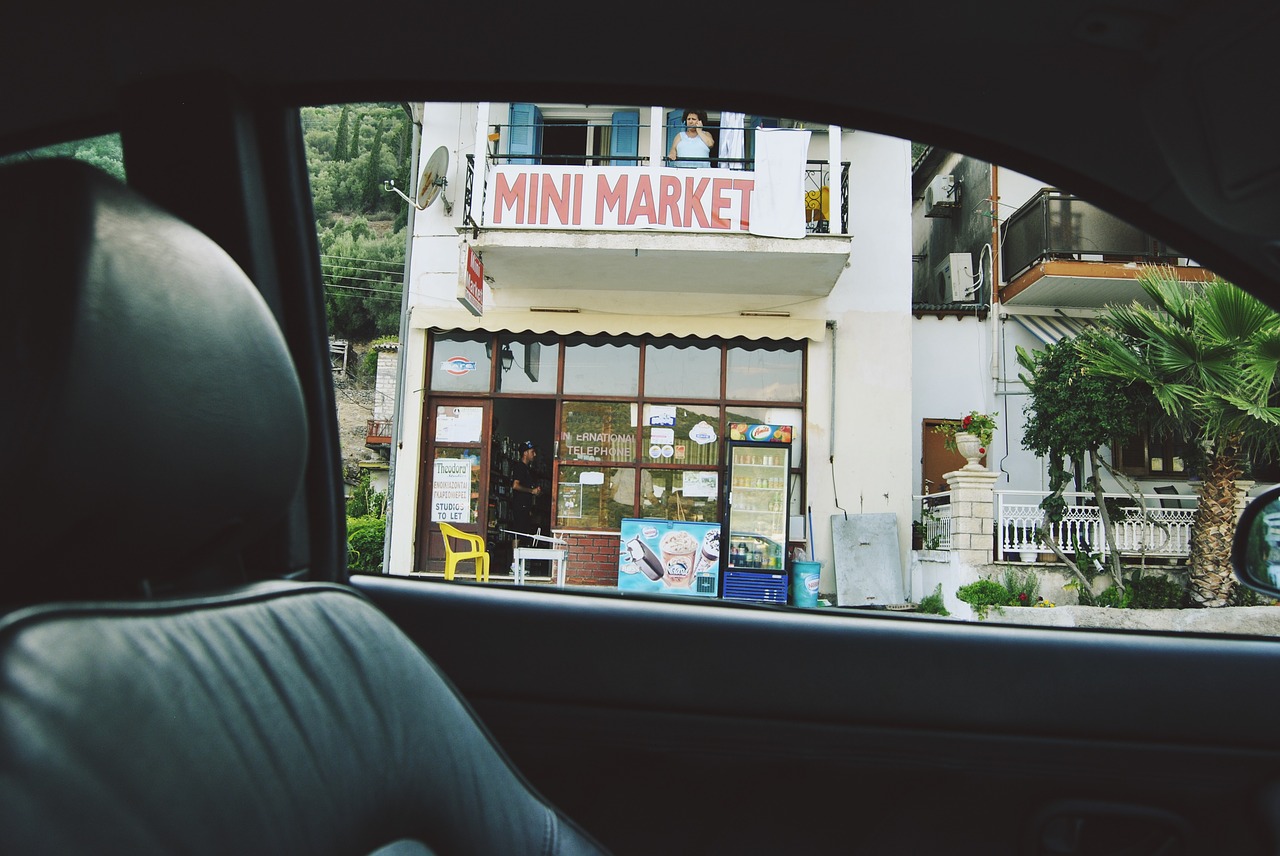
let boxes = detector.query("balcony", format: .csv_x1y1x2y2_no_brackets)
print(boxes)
366,418,392,449
998,190,1213,309
459,119,852,299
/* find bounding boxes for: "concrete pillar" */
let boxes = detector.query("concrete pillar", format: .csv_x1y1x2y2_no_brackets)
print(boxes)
944,467,999,566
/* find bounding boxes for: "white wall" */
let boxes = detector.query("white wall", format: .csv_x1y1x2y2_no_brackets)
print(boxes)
806,130,914,593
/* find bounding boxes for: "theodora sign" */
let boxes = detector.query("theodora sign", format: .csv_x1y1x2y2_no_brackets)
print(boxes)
483,166,755,232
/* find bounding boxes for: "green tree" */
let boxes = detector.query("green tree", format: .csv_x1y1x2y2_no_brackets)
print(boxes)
1017,337,1151,590
349,113,363,160
1079,267,1280,606
334,105,351,162
362,120,386,211
318,217,405,341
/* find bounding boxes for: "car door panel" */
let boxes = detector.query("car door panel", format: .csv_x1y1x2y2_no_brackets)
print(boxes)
351,574,1280,855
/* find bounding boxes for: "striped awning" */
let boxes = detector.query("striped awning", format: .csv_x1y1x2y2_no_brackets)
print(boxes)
1007,313,1091,346
410,304,829,342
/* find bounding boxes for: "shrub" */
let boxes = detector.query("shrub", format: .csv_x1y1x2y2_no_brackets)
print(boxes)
1001,568,1041,607
1094,585,1133,609
917,584,950,616
1128,572,1186,609
956,578,1012,620
347,515,386,572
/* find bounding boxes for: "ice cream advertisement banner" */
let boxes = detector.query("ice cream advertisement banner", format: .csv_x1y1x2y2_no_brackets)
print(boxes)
618,518,720,598
484,166,757,233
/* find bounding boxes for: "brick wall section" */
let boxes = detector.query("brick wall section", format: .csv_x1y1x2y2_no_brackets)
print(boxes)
560,531,621,587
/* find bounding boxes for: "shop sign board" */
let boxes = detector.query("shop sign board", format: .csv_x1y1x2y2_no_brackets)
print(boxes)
458,245,484,317
484,166,756,233
728,423,793,444
431,458,473,523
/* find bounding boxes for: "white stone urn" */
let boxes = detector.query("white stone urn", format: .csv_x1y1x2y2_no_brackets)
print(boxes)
955,431,985,469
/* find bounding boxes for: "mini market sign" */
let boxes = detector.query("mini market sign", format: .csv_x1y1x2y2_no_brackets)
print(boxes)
483,166,756,233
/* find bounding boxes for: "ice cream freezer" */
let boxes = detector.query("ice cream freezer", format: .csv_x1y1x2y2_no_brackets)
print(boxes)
618,518,720,598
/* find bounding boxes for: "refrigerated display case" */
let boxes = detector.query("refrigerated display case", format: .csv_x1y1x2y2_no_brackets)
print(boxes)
723,439,791,603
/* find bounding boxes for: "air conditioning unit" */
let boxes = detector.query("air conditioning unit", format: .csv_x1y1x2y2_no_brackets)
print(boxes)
936,252,974,302
925,174,958,216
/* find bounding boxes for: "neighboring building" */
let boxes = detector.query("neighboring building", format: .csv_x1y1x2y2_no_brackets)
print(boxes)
911,146,1215,504
382,101,913,594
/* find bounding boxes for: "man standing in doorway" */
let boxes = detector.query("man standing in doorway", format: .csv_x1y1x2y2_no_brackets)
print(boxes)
510,440,542,547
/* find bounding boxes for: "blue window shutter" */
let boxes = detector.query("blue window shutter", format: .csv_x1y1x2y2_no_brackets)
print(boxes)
508,103,543,165
666,109,684,165
610,110,639,166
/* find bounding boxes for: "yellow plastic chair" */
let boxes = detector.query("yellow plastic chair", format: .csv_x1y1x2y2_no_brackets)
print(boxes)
438,522,491,582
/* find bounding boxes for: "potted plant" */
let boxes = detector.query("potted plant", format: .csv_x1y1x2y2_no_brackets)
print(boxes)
934,411,998,468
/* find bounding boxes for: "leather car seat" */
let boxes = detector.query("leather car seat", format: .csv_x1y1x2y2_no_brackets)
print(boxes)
0,160,611,856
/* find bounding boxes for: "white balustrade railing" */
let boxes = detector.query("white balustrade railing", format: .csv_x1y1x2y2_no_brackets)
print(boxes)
996,490,1196,560
913,492,952,550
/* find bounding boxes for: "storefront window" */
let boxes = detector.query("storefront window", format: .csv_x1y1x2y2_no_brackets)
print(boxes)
726,345,802,402
561,401,638,463
644,341,720,399
429,333,492,393
556,466,633,530
496,335,559,394
564,340,639,395
641,402,721,467
640,469,720,523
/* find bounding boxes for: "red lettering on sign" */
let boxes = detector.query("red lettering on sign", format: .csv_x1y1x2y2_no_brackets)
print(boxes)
659,175,683,228
684,176,710,228
492,172,526,225
572,173,583,225
541,173,571,226
628,174,656,226
735,178,754,231
711,178,733,230
596,174,628,225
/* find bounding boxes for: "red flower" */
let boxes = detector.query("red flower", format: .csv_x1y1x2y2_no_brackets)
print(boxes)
978,447,986,455
961,415,973,429
1018,592,1028,602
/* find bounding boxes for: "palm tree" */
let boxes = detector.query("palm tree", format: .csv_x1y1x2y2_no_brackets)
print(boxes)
1078,266,1280,606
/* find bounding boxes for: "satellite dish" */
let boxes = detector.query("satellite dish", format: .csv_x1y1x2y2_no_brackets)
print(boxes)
416,146,450,211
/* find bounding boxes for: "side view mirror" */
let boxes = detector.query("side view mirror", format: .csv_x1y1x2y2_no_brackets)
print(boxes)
1232,484,1280,599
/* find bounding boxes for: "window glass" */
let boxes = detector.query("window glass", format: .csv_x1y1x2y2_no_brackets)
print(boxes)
556,466,633,530
429,333,492,393
564,340,639,395
640,469,720,523
560,401,638,463
496,335,558,393
645,341,720,398
431,447,481,524
0,133,125,180
642,403,721,466
726,345,803,401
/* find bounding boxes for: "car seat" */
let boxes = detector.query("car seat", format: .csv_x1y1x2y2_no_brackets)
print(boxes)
0,159,611,856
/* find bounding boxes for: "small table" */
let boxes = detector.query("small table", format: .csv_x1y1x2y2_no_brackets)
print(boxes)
502,530,569,587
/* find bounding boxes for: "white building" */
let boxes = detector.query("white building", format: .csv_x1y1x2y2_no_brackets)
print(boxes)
381,101,914,599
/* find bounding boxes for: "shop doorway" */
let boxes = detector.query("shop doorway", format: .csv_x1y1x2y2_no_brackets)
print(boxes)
490,399,558,576
417,399,490,574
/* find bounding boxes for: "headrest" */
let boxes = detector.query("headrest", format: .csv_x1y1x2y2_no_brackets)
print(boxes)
0,159,308,603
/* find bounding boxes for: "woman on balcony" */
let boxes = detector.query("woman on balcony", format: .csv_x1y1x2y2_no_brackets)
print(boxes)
668,109,715,168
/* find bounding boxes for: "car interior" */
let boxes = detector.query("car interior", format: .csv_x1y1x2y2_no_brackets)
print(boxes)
4,2,1280,855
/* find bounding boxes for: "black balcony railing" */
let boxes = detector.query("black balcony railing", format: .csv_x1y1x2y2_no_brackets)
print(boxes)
463,152,850,234
1000,190,1180,282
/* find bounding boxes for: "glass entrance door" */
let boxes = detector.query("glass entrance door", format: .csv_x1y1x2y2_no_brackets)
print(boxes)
417,399,490,573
